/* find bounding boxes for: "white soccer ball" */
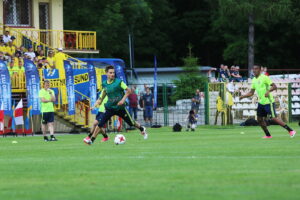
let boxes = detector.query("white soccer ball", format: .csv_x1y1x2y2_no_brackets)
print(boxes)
114,134,126,145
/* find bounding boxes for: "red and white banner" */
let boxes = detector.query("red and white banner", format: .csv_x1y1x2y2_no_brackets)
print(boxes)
14,99,24,125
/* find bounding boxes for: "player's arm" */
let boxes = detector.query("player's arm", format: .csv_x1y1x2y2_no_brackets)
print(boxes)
117,82,131,106
265,83,277,97
239,89,255,100
40,97,49,103
50,90,56,102
39,90,50,103
91,90,106,110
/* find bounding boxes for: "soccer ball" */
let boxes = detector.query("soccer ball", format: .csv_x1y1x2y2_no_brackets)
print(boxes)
114,134,126,145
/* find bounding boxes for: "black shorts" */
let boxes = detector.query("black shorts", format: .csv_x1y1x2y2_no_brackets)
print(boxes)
257,103,277,118
95,112,105,122
98,108,135,128
42,112,54,124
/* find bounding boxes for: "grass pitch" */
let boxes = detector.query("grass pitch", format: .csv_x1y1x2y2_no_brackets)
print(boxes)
0,124,299,200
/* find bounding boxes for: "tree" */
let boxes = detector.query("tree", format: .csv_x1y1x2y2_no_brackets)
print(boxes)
218,0,293,76
172,45,208,102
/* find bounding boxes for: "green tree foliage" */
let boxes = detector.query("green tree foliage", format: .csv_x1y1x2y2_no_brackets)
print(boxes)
172,46,208,102
217,0,294,74
63,0,300,72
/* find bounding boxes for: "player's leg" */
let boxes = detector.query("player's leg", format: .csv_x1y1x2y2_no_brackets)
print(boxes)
133,107,138,120
87,112,105,138
48,122,57,141
269,103,296,137
41,112,49,141
88,119,98,138
148,106,153,127
257,104,272,138
118,108,148,139
83,110,113,145
257,116,272,138
47,112,57,141
92,111,113,141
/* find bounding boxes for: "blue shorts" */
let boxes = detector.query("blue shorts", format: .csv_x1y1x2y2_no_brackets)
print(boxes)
257,103,277,118
95,112,105,122
42,112,54,124
145,106,153,118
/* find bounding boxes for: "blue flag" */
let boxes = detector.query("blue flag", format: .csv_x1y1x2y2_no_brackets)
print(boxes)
24,59,41,115
87,62,98,114
64,60,75,115
0,60,12,115
154,56,158,108
115,64,127,84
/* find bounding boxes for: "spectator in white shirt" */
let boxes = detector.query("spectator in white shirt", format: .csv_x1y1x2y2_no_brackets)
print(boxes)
3,31,11,44
24,46,36,61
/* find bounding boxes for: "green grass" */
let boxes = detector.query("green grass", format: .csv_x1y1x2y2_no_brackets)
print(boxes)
0,124,300,200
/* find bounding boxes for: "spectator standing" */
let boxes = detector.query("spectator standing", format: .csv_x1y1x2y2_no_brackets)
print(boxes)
191,89,201,114
39,80,57,142
128,87,138,120
47,50,56,69
143,87,154,127
54,48,68,105
35,46,43,57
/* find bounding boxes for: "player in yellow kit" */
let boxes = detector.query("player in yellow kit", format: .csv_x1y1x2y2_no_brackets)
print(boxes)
240,65,296,138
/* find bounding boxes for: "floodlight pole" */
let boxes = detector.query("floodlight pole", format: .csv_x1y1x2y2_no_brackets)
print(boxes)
128,33,134,80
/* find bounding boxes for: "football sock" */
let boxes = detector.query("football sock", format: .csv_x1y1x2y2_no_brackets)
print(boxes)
282,125,293,132
102,133,108,138
91,137,96,142
263,129,271,136
88,133,93,138
44,136,48,140
139,126,144,132
50,135,55,138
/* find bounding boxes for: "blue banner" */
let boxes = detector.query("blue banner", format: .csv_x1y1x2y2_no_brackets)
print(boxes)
73,69,89,101
115,64,127,84
0,61,12,115
87,62,98,114
24,59,40,115
43,68,60,104
154,56,158,108
64,61,75,115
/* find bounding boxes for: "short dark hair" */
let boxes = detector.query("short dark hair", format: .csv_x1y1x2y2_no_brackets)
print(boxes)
253,64,262,69
105,65,114,72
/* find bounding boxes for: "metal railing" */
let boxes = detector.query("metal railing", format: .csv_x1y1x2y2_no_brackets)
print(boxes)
10,28,97,51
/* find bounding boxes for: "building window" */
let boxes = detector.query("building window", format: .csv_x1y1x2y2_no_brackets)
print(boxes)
4,0,32,26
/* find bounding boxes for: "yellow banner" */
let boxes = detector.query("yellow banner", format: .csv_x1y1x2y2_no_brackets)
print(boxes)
74,73,89,84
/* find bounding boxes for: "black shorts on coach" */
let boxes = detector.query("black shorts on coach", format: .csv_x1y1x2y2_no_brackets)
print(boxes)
42,112,55,124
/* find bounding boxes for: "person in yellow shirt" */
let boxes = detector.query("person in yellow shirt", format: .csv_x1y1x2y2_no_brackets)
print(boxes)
54,48,68,105
17,58,25,73
8,60,18,77
6,41,16,57
0,41,7,54
214,92,226,125
46,51,56,69
54,48,67,77
225,90,234,125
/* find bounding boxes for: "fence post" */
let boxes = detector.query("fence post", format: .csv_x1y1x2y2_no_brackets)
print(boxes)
204,82,209,125
288,82,292,123
162,83,168,126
